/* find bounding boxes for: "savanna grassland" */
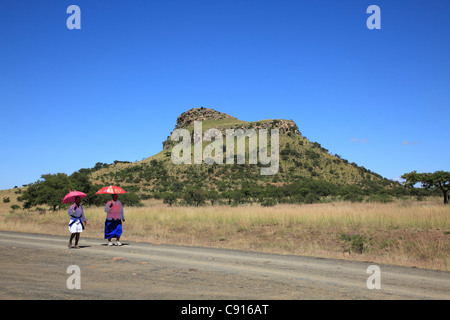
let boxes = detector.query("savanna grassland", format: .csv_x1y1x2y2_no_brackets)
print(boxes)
1,187,448,271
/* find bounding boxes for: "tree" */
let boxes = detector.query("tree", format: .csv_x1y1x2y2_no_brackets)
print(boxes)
69,171,103,206
402,171,450,204
261,198,277,207
206,190,219,206
22,173,70,211
162,192,177,206
117,192,143,207
222,190,234,205
183,188,206,207
230,190,244,205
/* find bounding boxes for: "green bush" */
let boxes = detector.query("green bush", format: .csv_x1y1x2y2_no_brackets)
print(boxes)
368,193,393,203
343,193,364,203
261,198,277,207
340,233,368,254
304,192,320,204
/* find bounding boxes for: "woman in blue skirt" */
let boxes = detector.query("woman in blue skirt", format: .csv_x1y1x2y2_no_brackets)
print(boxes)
104,194,125,246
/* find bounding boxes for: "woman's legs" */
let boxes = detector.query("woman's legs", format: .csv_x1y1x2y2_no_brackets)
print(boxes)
74,233,80,248
69,233,75,248
69,232,80,248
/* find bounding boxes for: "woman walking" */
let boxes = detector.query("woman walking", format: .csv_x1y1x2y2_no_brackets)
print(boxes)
104,194,125,246
68,196,87,249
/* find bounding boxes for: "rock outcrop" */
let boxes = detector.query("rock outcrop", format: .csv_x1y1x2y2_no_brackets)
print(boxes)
163,107,301,149
175,107,237,129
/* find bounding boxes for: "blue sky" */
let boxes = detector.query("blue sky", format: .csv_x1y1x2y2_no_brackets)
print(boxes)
0,0,449,190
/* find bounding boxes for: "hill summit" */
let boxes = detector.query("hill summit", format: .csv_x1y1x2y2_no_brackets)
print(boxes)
175,107,237,129
163,107,300,150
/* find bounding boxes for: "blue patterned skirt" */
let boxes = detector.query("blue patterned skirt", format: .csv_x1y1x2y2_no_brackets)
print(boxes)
104,219,122,239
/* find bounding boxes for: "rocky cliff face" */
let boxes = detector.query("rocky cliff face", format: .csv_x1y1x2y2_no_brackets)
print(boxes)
175,107,237,129
163,107,301,149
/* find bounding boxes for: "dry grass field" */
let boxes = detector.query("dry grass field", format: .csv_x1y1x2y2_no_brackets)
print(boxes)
1,188,449,271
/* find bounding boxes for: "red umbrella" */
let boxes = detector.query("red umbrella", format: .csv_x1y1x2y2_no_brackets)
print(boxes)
95,185,127,195
63,189,87,204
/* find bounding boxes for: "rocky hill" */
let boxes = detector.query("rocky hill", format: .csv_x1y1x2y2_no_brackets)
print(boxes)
89,107,390,201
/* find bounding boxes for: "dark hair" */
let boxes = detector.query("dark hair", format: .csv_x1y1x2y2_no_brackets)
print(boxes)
75,196,81,201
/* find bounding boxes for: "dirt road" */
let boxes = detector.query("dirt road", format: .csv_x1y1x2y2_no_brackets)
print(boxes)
1,231,448,301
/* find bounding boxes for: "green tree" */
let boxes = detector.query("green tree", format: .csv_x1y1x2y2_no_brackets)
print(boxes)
10,204,20,211
162,192,177,206
183,188,206,207
22,173,70,211
261,198,277,207
206,190,219,206
69,171,103,206
230,190,245,205
116,192,143,207
402,170,450,204
222,190,234,205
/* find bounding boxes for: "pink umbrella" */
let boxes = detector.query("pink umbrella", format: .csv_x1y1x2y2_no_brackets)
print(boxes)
63,189,87,204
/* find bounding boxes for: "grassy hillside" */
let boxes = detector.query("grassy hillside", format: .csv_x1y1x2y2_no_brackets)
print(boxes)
90,108,395,200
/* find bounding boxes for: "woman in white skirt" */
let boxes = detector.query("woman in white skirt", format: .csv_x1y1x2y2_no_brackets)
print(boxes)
68,196,87,249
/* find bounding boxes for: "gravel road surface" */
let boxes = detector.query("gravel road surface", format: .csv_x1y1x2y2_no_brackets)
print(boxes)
1,231,448,301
